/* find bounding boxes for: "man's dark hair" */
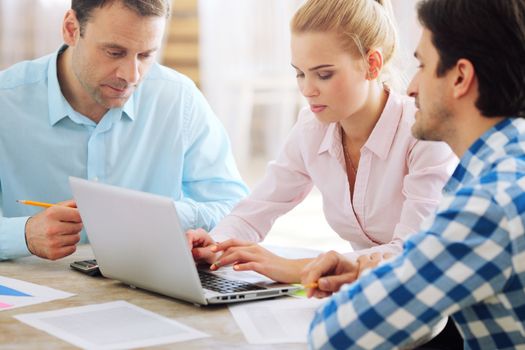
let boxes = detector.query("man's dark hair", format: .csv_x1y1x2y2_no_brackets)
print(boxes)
417,0,525,118
72,0,170,36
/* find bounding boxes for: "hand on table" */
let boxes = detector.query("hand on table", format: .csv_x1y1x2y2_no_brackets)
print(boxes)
25,200,83,260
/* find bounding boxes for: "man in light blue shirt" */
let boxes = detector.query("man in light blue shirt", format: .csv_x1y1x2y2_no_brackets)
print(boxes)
0,0,248,261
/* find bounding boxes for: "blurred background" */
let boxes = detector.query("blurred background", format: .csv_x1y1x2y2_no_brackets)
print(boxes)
0,0,420,253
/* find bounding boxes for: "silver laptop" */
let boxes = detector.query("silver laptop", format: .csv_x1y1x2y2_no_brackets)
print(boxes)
69,177,299,305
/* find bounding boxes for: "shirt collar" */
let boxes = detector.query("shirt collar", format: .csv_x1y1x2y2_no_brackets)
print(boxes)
317,92,404,160
444,117,522,193
48,46,69,126
318,122,338,156
47,46,135,127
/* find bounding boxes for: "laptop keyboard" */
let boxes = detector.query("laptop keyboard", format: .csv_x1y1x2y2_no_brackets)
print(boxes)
198,270,265,294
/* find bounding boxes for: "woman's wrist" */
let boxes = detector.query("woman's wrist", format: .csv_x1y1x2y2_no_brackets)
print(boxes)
284,258,314,283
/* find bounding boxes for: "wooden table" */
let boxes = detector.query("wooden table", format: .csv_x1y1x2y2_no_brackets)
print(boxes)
0,244,307,349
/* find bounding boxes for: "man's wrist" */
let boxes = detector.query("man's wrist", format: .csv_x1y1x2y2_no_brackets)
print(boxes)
24,216,35,255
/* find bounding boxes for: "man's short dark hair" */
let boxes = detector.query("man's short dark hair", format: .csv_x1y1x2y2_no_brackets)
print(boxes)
72,0,170,36
417,0,525,119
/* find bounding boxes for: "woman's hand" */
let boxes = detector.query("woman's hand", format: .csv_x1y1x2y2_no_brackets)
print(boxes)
210,239,311,283
355,251,393,278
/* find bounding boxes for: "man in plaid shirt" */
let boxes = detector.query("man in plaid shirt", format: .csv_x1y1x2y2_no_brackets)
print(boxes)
301,0,525,349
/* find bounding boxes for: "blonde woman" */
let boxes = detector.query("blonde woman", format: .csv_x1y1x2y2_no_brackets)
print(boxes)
188,0,458,283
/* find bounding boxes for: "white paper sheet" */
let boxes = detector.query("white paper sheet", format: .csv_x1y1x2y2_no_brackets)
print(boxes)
0,276,74,311
229,297,325,344
14,300,209,349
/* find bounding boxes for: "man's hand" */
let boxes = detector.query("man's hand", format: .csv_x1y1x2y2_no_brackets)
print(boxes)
186,228,217,264
25,200,83,260
301,251,395,298
301,251,358,298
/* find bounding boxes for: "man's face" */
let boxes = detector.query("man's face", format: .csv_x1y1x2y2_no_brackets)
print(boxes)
407,29,453,141
70,2,166,109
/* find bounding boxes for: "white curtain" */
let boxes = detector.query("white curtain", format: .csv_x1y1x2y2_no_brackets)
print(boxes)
0,0,70,69
392,0,421,79
199,0,421,168
199,0,304,167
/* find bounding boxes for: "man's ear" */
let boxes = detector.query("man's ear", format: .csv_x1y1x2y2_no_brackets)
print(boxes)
366,49,384,80
62,9,81,47
452,59,476,99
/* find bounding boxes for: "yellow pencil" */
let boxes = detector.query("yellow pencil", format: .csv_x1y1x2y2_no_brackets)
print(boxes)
16,200,55,208
301,282,319,289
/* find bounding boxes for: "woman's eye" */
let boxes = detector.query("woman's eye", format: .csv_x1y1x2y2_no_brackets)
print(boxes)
318,73,333,80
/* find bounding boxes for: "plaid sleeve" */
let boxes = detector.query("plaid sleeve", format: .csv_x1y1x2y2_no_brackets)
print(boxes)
308,185,513,349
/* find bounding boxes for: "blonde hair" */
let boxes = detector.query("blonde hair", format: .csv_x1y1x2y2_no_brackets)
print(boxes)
291,0,406,91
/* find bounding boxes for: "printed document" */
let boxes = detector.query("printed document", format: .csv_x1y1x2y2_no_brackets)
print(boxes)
229,297,325,344
0,276,73,311
14,300,209,349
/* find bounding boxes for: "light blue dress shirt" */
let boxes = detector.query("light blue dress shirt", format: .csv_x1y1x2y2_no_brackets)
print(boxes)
0,48,249,260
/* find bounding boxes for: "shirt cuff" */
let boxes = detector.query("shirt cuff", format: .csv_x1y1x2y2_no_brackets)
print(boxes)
0,216,32,260
174,200,197,231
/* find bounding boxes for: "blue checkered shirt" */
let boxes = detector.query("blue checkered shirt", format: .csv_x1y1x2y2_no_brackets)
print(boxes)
309,118,525,349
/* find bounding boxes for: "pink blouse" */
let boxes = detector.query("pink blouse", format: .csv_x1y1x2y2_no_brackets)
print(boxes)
210,92,458,261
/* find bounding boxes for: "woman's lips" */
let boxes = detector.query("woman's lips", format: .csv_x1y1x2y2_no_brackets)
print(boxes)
310,104,327,113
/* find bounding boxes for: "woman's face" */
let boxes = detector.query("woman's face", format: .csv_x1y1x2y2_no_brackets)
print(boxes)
291,31,370,123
